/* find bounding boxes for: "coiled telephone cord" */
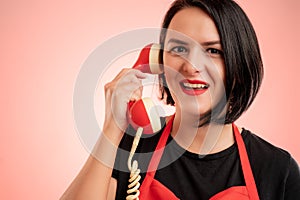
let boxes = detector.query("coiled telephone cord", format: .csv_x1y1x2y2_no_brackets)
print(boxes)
126,127,143,200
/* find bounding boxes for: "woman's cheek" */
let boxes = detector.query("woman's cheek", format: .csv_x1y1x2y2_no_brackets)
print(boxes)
209,58,226,83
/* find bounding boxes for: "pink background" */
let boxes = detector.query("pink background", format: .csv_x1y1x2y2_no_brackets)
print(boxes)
1,0,299,199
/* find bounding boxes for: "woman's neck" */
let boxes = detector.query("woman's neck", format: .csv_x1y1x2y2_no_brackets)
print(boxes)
169,112,235,155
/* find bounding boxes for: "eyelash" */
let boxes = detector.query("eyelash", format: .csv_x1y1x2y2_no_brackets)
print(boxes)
168,46,223,58
169,46,188,55
206,48,223,56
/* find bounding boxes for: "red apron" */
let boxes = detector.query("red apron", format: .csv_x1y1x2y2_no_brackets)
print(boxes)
139,116,260,200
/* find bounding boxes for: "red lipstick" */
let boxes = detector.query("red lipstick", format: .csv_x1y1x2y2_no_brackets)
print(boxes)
180,79,209,96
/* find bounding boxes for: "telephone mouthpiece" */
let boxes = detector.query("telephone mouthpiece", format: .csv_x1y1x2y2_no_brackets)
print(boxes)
127,98,162,134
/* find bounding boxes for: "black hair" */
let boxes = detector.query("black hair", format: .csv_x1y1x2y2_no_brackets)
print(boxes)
159,0,263,125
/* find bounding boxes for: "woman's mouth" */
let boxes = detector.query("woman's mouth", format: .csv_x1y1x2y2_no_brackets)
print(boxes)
180,79,209,96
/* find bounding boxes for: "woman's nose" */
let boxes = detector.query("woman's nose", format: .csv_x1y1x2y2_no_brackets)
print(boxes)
181,60,200,76
181,48,206,76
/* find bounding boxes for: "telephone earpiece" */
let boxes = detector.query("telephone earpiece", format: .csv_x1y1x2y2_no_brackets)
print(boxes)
132,43,163,74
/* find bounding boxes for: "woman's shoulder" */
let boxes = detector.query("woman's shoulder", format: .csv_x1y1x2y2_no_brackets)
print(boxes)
241,127,300,198
241,127,297,174
241,128,291,159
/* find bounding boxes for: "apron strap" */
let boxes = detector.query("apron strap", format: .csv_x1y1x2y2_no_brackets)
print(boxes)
142,118,259,200
233,123,260,200
146,115,175,177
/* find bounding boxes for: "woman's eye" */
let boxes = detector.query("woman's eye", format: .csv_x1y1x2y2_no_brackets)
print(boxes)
206,48,223,56
170,46,188,55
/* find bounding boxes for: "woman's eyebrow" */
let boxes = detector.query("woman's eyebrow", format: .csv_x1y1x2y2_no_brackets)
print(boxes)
167,38,189,45
201,40,221,46
167,38,221,47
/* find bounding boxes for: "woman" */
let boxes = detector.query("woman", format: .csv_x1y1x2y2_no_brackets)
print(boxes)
61,0,300,199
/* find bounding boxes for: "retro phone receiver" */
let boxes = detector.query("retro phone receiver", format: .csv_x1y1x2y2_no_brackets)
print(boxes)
126,43,164,200
127,43,163,135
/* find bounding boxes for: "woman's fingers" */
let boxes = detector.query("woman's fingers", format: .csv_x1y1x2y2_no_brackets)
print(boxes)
129,87,143,102
103,68,147,131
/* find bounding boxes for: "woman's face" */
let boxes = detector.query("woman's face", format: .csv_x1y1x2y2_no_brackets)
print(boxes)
163,7,226,117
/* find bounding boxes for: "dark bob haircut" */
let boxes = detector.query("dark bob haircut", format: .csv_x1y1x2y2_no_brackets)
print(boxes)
159,0,264,125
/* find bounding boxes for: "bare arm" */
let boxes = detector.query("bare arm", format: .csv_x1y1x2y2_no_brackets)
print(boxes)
60,69,146,199
60,124,122,199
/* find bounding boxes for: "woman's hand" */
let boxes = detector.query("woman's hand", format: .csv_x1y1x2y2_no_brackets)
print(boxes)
102,68,147,143
60,68,146,200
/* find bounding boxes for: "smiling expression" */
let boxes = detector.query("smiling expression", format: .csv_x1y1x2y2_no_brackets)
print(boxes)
163,7,226,116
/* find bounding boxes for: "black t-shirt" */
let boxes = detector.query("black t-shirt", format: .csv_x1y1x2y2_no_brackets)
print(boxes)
112,124,300,200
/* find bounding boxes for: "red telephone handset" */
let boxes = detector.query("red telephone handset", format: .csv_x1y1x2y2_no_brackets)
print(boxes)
127,43,163,135
126,43,164,200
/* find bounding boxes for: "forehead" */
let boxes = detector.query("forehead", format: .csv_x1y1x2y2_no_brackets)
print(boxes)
166,7,220,44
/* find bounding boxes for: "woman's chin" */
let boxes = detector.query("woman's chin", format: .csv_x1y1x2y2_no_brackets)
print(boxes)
179,106,210,119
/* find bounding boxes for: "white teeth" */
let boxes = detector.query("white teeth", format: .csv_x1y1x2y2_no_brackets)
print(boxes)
183,82,208,89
